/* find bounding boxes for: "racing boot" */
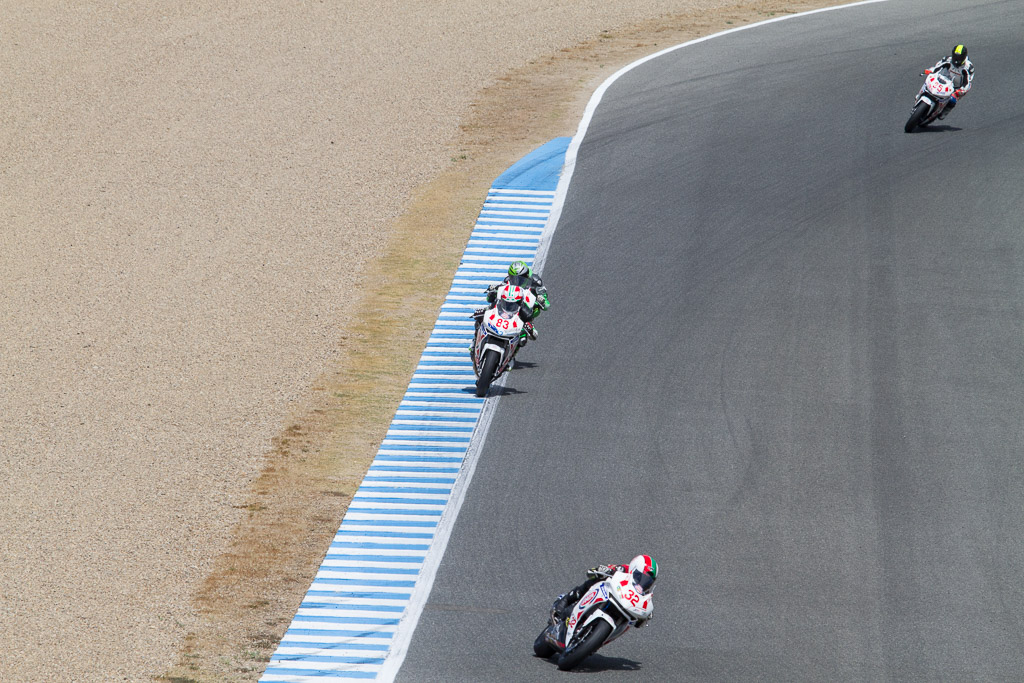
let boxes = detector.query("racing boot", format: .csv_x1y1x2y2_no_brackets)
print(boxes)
938,97,956,120
550,594,569,625
549,594,575,646
551,585,586,622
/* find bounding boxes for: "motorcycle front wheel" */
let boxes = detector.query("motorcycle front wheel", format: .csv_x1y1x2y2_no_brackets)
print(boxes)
556,619,612,671
904,101,930,133
533,627,556,658
475,349,499,397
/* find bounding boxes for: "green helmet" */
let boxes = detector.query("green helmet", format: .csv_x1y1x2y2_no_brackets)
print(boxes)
508,260,531,278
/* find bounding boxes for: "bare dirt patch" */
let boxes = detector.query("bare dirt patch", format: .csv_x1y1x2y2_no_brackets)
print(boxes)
157,2,847,680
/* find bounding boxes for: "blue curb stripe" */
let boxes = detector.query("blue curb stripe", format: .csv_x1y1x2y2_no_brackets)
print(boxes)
325,550,427,559
350,493,450,499
475,218,546,226
337,516,442,524
470,228,543,236
283,629,394,639
262,137,569,681
343,513,442,521
311,578,419,587
347,499,447,507
277,642,392,650
370,456,464,464
394,402,478,409
335,526,438,534
329,543,430,551
382,432,471,439
301,603,409,613
385,432,473,439
399,392,480,400
263,669,379,679
268,656,387,664
292,616,401,626
367,465,461,473
305,589,413,598
343,508,443,517
360,477,455,486
379,443,470,451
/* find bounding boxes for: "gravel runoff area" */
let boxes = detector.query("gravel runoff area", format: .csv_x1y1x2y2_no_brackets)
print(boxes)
1,2,844,680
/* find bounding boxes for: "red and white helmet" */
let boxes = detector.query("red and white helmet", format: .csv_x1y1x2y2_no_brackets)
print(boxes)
498,283,524,302
495,283,524,317
628,554,658,594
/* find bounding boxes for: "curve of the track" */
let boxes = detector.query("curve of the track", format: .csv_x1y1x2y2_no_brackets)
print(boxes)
398,1,1024,680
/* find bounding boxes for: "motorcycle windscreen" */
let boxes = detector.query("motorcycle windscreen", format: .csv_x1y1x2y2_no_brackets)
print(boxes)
506,274,531,289
496,299,519,317
633,570,655,594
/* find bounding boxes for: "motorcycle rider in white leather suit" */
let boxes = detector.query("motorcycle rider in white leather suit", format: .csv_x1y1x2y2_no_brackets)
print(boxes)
928,44,974,120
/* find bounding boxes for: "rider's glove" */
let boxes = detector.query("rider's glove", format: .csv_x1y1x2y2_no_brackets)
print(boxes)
586,565,612,579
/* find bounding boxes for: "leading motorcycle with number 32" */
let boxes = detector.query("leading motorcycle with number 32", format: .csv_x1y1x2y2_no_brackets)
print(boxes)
533,568,654,671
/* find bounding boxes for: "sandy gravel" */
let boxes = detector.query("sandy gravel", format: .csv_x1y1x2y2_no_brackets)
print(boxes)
1,2,840,680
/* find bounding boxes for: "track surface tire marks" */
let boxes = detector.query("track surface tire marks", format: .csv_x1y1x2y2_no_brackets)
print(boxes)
399,1,1024,680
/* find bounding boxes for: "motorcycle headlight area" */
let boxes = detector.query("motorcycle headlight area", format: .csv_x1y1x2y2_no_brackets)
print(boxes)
496,299,519,315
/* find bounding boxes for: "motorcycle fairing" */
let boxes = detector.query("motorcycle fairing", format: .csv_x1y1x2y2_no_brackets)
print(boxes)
562,581,631,648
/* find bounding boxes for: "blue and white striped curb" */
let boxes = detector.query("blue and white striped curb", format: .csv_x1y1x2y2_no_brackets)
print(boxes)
260,137,571,682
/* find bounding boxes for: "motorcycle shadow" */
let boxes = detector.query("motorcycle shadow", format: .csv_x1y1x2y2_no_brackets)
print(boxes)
488,385,527,397
566,654,643,673
916,123,963,133
459,385,527,397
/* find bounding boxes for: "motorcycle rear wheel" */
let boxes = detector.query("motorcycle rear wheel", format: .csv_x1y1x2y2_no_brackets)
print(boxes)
533,627,556,658
475,349,499,397
556,619,612,671
904,101,930,133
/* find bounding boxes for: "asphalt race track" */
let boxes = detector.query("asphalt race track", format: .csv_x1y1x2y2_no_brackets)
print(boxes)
397,1,1024,680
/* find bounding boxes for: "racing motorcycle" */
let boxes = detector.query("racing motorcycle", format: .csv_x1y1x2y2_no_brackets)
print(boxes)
904,66,959,133
533,567,654,671
469,277,536,397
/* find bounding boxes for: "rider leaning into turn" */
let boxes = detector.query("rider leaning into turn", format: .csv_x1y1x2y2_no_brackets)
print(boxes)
551,555,658,634
927,44,974,120
485,260,550,344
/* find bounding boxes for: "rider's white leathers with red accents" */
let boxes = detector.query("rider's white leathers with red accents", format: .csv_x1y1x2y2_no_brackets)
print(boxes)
930,55,974,96
928,55,974,118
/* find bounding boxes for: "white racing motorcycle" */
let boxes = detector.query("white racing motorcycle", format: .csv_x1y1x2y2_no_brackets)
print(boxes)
533,568,654,671
904,67,958,133
470,278,537,397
